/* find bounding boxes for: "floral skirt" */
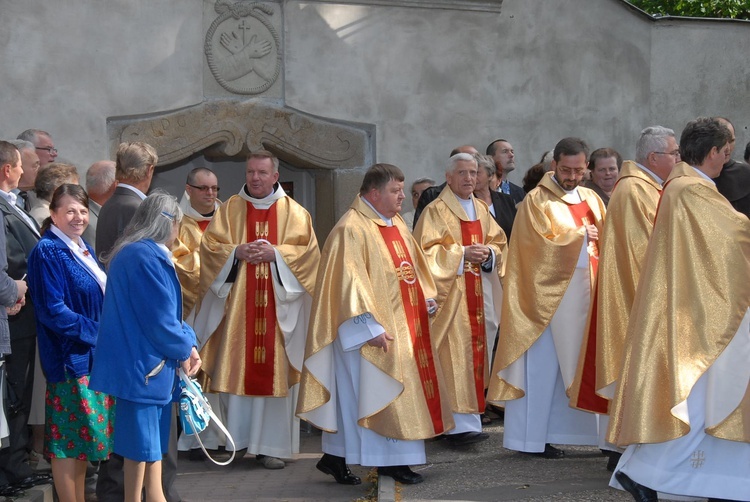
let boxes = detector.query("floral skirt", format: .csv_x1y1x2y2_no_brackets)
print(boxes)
44,375,115,461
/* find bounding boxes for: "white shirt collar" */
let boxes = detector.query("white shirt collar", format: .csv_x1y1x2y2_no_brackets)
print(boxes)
635,162,664,185
118,183,147,200
49,225,107,292
691,166,715,184
361,196,393,226
0,189,18,206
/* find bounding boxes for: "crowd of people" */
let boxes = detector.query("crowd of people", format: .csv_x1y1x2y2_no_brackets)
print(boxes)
0,117,748,502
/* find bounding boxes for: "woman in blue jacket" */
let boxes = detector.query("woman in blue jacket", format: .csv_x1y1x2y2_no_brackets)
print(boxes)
27,184,111,502
90,192,200,502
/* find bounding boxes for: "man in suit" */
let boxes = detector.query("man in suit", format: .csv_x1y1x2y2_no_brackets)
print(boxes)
95,143,156,258
7,140,39,212
487,139,525,205
713,117,750,219
0,141,46,496
16,129,57,168
82,160,116,251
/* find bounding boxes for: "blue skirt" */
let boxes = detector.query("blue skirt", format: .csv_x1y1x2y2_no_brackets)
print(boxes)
112,398,171,462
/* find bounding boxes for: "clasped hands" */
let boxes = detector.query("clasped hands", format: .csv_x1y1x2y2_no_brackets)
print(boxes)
464,244,491,264
236,240,276,264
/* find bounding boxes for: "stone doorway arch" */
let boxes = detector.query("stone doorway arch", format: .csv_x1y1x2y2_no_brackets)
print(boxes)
107,100,375,239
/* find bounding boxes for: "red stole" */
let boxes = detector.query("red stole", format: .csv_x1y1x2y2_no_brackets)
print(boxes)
244,202,278,396
378,225,445,433
460,220,486,411
568,200,608,413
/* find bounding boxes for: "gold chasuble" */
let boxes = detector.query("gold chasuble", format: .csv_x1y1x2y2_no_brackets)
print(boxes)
488,172,605,402
297,196,453,440
198,190,319,397
413,187,507,414
569,161,663,414
608,163,750,446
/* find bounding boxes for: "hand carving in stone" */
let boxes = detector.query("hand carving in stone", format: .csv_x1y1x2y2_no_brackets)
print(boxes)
217,29,273,82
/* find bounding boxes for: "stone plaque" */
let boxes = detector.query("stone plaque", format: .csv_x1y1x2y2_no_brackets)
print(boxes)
204,0,282,98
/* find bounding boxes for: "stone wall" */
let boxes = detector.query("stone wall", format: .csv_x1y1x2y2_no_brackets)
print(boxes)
0,0,748,224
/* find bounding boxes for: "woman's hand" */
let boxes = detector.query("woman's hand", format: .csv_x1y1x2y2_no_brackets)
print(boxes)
181,347,202,377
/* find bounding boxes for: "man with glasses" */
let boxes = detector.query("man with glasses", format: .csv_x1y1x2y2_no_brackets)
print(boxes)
713,117,750,219
488,137,604,459
174,167,221,318
609,117,749,502
16,130,57,167
569,126,679,470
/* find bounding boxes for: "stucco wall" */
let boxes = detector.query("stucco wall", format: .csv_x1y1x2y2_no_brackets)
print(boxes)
0,0,747,201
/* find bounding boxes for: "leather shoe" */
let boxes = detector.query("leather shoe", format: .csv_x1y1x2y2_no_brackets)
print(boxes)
0,484,23,497
316,453,361,485
446,431,489,446
615,471,657,502
14,472,52,489
378,465,424,485
524,444,565,459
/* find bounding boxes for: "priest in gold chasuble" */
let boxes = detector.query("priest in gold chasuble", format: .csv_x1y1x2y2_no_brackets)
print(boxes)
487,138,604,458
298,164,453,486
609,118,750,502
193,151,319,468
413,153,507,446
172,167,221,319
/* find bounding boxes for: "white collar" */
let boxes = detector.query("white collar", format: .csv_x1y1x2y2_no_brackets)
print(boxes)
118,183,147,200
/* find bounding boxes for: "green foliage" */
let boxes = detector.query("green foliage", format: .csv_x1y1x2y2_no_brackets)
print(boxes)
629,0,750,20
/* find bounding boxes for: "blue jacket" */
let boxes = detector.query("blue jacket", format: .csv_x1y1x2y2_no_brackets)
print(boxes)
89,239,196,405
27,231,103,382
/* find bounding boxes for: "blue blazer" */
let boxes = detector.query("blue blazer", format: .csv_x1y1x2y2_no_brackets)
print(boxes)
27,231,104,382
89,239,196,405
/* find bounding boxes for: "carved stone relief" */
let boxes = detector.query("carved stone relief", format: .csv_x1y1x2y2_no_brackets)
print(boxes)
204,0,282,97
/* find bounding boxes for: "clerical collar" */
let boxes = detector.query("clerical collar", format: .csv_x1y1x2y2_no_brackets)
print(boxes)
239,182,285,209
118,183,147,200
690,166,715,185
201,210,215,218
635,162,664,185
360,196,393,226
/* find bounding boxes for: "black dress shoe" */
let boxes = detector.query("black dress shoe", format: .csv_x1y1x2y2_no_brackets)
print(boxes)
524,443,565,459
0,484,23,497
446,431,489,446
615,471,658,502
14,472,53,489
316,453,361,485
378,465,424,485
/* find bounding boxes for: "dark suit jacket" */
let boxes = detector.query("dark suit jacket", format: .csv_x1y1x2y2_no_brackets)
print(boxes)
96,186,143,257
0,197,40,340
0,213,19,354
507,181,525,206
489,190,517,241
714,159,750,219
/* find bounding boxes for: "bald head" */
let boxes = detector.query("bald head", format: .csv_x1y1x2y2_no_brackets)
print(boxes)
86,160,117,205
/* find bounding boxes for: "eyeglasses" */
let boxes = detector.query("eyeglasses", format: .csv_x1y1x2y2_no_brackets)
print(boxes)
35,146,58,154
653,151,681,159
188,184,220,193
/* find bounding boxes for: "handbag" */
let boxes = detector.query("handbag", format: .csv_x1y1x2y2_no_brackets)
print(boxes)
178,369,236,466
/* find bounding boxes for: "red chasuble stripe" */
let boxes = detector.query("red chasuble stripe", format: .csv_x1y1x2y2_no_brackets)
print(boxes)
378,225,445,433
459,220,486,411
567,200,608,413
244,202,278,396
197,220,210,232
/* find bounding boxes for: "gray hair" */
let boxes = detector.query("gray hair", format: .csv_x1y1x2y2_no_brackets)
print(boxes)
102,190,182,267
86,161,116,195
474,153,495,177
447,152,477,173
635,126,675,164
17,129,50,145
411,177,435,189
8,139,34,153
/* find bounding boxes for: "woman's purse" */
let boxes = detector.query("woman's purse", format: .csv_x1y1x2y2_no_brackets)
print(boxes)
178,369,236,466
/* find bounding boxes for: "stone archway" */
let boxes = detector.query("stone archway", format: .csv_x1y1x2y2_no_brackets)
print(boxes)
107,99,375,239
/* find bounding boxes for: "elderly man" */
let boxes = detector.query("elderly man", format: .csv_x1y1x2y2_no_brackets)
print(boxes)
82,161,117,251
0,141,44,496
609,118,750,502
569,127,679,470
173,167,221,318
7,141,39,212
17,129,57,167
414,153,506,446
488,138,605,459
197,150,319,469
713,117,750,219
486,139,524,204
583,147,622,206
298,163,453,485
95,142,156,257
401,177,435,230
